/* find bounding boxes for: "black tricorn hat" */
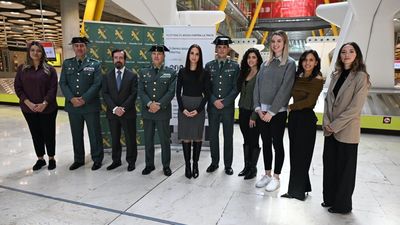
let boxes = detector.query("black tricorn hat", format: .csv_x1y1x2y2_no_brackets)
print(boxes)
212,35,233,45
69,37,90,45
148,45,170,53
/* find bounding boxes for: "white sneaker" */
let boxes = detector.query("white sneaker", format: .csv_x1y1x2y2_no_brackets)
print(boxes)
255,175,272,188
265,177,280,192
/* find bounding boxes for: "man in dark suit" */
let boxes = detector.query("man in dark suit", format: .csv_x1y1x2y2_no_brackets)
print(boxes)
102,49,138,172
138,45,177,176
59,37,103,171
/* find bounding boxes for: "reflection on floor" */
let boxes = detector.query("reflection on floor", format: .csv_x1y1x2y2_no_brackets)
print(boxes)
0,105,399,225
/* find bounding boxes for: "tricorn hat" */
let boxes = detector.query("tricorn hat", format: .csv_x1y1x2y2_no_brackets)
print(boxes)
148,45,170,53
212,35,233,45
69,37,90,45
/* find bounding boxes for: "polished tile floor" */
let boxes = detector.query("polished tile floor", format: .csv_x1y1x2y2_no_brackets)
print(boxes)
0,104,399,225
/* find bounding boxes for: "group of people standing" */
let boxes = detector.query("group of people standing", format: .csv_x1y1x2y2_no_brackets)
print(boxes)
14,30,370,215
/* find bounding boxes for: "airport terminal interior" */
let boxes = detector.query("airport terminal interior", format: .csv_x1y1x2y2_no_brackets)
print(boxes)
0,0,400,224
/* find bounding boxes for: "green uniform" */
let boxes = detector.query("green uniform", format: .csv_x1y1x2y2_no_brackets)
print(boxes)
205,59,239,168
138,64,177,168
59,56,103,164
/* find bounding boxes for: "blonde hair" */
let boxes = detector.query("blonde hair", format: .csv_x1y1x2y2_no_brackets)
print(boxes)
266,30,289,66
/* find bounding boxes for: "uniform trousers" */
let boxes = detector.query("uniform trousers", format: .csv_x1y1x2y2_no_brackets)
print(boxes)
323,135,358,212
287,109,317,199
143,119,171,168
208,107,234,168
23,110,58,157
68,112,104,164
108,117,137,164
257,111,287,174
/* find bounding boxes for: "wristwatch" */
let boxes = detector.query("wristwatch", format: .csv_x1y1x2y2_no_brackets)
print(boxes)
42,101,48,105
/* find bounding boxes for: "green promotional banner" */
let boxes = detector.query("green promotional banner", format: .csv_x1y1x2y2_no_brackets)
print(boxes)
84,21,163,148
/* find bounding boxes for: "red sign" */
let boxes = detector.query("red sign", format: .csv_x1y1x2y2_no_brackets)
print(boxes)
39,41,56,60
251,0,340,19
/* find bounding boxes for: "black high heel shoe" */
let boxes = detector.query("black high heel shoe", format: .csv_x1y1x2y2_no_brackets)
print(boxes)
328,207,351,214
281,193,293,199
321,202,331,208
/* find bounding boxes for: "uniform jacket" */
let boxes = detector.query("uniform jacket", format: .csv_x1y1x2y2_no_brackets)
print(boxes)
205,59,239,112
138,64,177,120
323,70,369,144
102,67,138,119
60,56,102,114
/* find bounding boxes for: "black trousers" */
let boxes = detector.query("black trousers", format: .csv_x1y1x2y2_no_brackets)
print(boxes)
257,111,287,174
323,135,358,212
238,108,260,149
23,110,58,158
287,109,317,199
108,117,137,164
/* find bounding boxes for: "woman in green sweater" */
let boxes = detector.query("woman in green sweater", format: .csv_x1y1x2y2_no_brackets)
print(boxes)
237,48,263,180
281,50,323,200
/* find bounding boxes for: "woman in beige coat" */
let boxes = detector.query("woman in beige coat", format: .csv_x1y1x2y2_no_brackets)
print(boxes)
322,42,370,214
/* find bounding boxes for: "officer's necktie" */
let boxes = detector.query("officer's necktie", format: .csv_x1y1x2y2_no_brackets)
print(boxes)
219,61,224,73
116,70,122,91
155,68,159,74
78,59,82,67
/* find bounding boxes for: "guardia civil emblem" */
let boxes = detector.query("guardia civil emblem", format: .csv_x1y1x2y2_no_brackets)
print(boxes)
131,29,140,42
146,30,155,43
115,27,124,41
97,26,107,40
89,45,100,59
139,48,148,60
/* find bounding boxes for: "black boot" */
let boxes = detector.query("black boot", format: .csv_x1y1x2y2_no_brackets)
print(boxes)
238,144,250,176
192,141,202,178
182,142,192,179
244,147,260,180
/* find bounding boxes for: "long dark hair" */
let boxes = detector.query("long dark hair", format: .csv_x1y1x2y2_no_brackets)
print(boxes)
296,50,321,80
237,48,263,92
335,42,370,85
22,41,50,75
185,44,204,73
183,44,204,81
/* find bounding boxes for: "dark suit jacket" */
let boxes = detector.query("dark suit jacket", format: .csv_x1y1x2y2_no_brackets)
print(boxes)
102,68,138,119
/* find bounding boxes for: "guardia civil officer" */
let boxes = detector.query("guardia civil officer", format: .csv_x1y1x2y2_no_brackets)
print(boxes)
205,36,240,175
138,45,177,176
60,37,104,171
